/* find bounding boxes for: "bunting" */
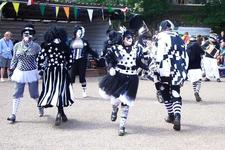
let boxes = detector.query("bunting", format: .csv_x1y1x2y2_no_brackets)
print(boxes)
55,5,59,18
1,2,122,21
12,2,20,16
74,7,79,19
40,4,46,16
109,17,112,26
87,9,93,22
108,6,114,13
0,2,7,11
63,6,70,19
27,0,35,6
101,8,104,20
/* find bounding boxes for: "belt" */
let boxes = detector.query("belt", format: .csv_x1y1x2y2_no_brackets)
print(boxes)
117,65,136,70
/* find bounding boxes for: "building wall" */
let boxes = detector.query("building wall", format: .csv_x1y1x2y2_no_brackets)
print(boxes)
0,20,109,55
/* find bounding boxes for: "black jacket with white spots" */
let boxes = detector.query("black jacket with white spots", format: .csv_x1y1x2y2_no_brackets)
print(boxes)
37,40,73,72
106,44,148,75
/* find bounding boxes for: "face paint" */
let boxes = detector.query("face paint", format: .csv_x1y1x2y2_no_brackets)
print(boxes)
76,30,82,38
23,31,32,42
124,36,133,46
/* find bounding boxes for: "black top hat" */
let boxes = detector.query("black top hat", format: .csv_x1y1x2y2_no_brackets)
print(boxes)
123,30,134,39
21,24,36,35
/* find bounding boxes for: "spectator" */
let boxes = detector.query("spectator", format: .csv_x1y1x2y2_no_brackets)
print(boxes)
0,31,14,81
218,31,225,43
182,32,190,46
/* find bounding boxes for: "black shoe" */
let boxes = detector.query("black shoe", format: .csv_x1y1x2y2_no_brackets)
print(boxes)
61,114,68,122
7,114,16,124
204,78,210,82
55,113,62,126
118,126,126,136
173,114,181,131
165,114,174,124
194,92,202,102
111,107,118,122
38,107,44,117
217,78,221,82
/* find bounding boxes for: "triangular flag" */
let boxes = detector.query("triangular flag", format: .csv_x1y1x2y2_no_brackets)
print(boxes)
74,7,79,19
12,2,20,16
108,6,114,13
63,6,70,19
87,9,93,22
55,5,59,18
0,2,7,11
109,18,112,26
27,0,35,6
40,4,46,16
101,8,104,20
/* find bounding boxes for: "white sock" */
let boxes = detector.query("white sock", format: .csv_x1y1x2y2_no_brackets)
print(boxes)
12,98,20,115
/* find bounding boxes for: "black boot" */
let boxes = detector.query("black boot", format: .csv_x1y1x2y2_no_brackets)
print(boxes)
61,113,68,122
59,107,68,122
111,106,119,122
55,112,62,126
165,113,174,123
173,114,181,131
194,92,202,102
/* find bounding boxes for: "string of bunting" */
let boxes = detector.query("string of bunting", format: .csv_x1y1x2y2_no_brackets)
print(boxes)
0,1,129,22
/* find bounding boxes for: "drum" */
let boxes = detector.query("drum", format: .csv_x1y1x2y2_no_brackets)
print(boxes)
205,44,219,58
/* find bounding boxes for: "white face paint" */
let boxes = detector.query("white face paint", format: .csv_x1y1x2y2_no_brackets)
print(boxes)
123,36,133,46
23,36,29,42
23,31,32,42
76,30,82,38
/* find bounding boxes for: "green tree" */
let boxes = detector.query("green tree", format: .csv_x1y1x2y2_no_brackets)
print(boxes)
201,0,225,32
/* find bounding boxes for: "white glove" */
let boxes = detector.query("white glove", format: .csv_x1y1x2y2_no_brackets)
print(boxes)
109,67,116,76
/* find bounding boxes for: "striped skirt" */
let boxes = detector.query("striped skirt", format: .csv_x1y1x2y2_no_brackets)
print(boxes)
38,66,74,108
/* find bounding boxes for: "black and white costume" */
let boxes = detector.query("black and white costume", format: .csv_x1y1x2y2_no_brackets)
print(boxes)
154,20,188,131
37,27,74,126
186,37,205,102
7,24,43,124
99,30,148,136
69,25,98,97
201,36,221,82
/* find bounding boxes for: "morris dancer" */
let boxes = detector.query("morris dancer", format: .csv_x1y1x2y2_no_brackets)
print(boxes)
153,20,188,131
37,27,74,126
7,24,43,124
69,25,99,97
186,36,205,102
99,30,148,136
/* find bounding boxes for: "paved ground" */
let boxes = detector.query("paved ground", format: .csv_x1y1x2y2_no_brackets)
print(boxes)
0,77,225,150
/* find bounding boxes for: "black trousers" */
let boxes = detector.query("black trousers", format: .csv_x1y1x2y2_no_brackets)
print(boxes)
70,58,87,84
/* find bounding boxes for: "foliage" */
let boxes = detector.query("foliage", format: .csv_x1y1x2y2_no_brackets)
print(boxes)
201,0,225,32
143,0,169,19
